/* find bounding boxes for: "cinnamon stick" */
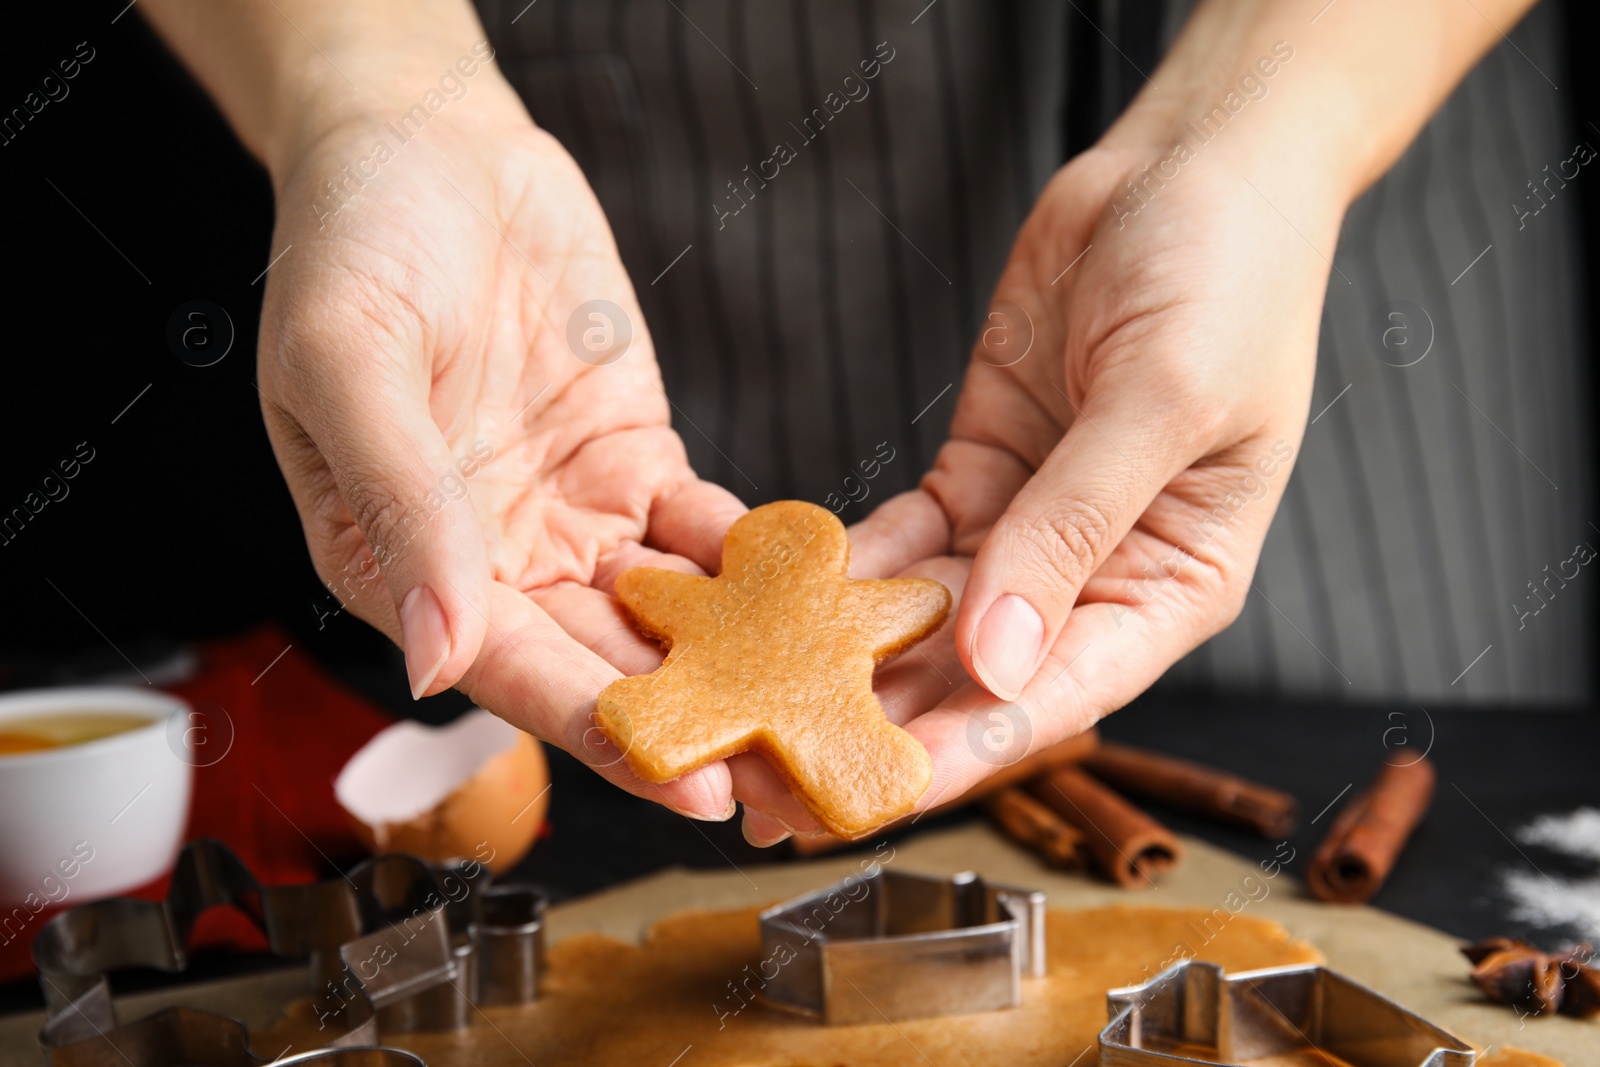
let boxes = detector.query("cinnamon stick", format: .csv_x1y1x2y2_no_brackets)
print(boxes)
981,787,1088,869
1081,741,1299,838
1028,766,1182,888
1307,757,1435,903
791,728,1100,856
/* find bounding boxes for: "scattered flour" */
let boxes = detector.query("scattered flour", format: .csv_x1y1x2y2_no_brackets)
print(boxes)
1502,870,1600,942
1499,808,1600,941
1518,807,1600,862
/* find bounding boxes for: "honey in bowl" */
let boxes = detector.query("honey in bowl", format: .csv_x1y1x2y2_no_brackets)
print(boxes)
0,712,156,757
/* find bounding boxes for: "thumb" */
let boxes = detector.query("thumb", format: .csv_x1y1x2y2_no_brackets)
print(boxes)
956,402,1187,701
274,378,493,701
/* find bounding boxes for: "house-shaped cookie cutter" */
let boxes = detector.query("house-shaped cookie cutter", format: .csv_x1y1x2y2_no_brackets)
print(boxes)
1099,960,1477,1067
31,838,545,1067
757,869,1046,1025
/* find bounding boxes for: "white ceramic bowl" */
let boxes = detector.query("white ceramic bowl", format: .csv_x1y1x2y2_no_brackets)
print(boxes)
0,687,194,906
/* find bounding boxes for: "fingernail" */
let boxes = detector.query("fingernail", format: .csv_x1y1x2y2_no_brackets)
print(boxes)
400,585,451,700
768,813,827,839
971,593,1044,701
675,798,737,823
741,812,792,848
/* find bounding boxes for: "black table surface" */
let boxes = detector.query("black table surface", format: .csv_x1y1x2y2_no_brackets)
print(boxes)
2,687,1595,1016
514,692,1600,945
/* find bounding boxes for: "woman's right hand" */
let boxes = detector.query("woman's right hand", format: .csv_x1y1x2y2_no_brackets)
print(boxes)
257,53,747,820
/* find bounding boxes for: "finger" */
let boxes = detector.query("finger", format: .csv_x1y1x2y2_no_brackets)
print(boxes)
907,591,1214,809
593,542,706,594
741,808,795,848
535,545,706,674
846,490,951,578
542,547,703,671
262,410,398,629
647,479,748,574
873,554,969,721
956,402,1192,701
533,582,664,676
876,630,964,724
462,582,734,821
729,753,822,837
900,679,1034,814
922,438,1033,554
263,368,491,702
911,472,1274,805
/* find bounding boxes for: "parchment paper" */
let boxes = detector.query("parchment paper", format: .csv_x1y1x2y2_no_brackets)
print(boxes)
0,823,1586,1065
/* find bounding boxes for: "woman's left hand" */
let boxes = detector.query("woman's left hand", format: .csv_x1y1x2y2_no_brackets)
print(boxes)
741,112,1345,844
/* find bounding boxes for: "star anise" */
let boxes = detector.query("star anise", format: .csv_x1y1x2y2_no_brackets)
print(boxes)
1462,937,1600,1019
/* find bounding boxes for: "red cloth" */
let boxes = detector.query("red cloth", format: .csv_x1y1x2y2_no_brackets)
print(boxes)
0,627,394,982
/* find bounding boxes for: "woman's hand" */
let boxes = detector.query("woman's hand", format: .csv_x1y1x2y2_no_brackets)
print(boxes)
741,0,1543,845
775,0,1546,828
738,142,1336,839
740,71,1349,844
257,64,745,820
914,139,1334,791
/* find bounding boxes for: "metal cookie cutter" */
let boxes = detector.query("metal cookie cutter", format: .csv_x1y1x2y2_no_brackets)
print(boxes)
1100,960,1476,1067
31,839,547,1067
757,869,1046,1025
274,1054,425,1067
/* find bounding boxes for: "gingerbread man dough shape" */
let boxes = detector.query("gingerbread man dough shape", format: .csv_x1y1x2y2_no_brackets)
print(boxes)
596,500,951,838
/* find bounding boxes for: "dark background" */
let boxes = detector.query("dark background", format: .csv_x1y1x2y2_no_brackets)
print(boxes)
2,0,1598,1016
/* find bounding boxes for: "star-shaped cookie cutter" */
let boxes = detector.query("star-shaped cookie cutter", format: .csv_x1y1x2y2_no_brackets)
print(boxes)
756,869,1046,1025
31,839,546,1067
1099,959,1476,1067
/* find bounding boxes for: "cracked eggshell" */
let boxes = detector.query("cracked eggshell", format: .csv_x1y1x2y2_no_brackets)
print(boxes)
335,708,547,875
